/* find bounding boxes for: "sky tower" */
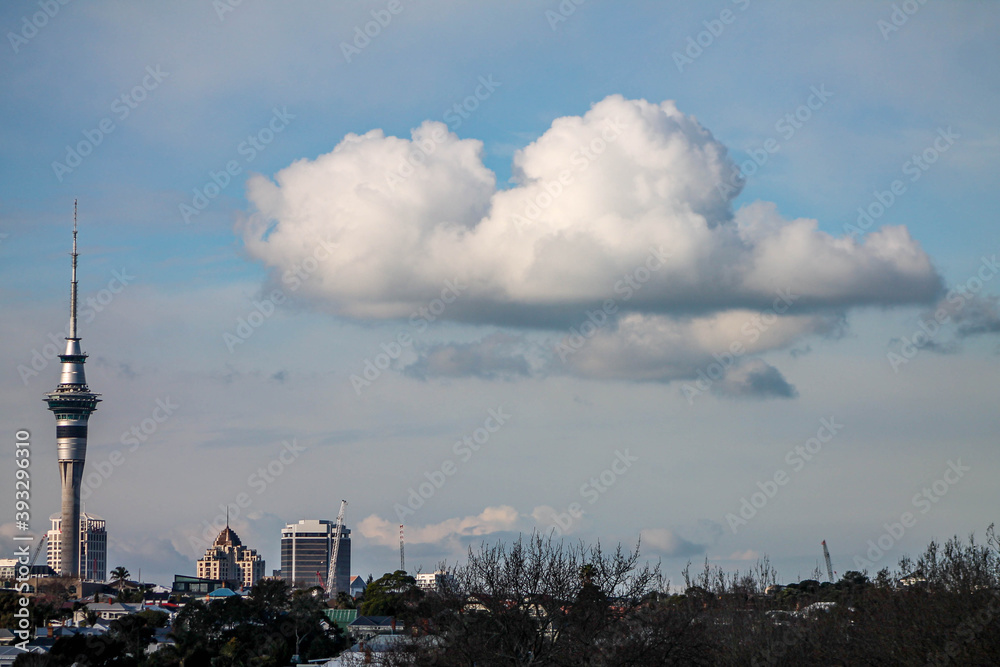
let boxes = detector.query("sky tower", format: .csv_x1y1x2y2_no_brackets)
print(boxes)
45,201,101,580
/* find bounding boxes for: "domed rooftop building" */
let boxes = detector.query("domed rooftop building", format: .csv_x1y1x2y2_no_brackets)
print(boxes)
213,526,242,548
196,523,264,591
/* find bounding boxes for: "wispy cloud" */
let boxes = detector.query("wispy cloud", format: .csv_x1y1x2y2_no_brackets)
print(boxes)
360,506,522,547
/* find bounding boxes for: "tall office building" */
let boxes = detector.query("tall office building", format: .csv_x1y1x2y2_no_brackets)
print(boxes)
280,519,351,592
45,203,101,579
47,511,107,583
196,525,265,590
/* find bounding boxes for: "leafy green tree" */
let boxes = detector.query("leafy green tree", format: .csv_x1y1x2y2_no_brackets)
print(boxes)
167,580,344,665
39,633,131,667
331,590,356,609
0,591,23,630
170,600,226,657
839,570,870,588
247,577,290,623
136,609,169,628
108,613,155,660
11,654,49,667
119,588,146,603
289,588,347,660
360,570,421,616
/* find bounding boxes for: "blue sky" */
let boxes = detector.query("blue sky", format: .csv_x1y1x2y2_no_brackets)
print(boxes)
1,1,999,588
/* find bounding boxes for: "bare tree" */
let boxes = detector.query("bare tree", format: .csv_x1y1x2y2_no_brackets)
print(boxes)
373,529,1000,666
385,532,718,666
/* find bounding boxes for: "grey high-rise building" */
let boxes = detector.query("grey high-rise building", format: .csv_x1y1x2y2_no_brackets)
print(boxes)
45,203,101,579
280,519,351,592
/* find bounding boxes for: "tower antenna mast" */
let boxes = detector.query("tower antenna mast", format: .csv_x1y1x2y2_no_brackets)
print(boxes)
70,199,78,339
399,525,405,573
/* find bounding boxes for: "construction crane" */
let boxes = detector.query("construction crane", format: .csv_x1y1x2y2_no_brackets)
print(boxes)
399,525,405,573
326,500,348,599
29,535,48,570
822,540,835,583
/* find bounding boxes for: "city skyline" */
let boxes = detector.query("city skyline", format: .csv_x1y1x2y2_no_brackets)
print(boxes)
1,1,999,590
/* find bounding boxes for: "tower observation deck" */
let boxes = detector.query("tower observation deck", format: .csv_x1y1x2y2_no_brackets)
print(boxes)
44,201,101,579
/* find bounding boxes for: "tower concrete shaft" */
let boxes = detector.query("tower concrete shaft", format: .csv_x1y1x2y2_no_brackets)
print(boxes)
45,201,100,578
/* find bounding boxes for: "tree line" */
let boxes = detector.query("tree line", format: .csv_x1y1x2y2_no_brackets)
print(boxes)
10,578,343,667
360,528,1000,666
7,526,1000,665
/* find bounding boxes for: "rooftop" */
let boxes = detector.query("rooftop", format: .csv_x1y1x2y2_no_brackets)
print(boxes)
213,526,242,548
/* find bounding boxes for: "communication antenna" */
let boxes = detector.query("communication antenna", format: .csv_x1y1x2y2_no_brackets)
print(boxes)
70,199,79,339
399,525,405,573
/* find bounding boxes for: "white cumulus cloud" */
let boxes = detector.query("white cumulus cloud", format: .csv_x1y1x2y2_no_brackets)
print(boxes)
239,94,943,391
